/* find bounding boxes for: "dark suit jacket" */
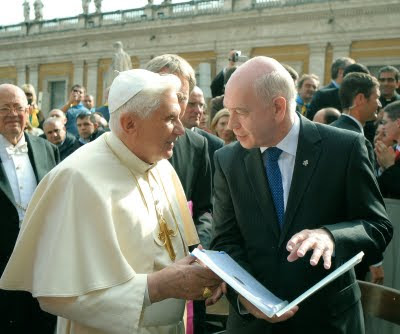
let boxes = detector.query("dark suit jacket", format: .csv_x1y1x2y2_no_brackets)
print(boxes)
0,133,59,333
59,132,80,161
193,127,224,177
322,81,337,90
169,129,213,248
211,116,392,333
377,159,400,199
331,115,376,169
307,87,341,120
210,70,225,98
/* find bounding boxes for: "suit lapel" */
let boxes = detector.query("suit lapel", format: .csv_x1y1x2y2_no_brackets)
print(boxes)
279,117,322,245
0,156,16,206
244,148,280,240
25,133,41,182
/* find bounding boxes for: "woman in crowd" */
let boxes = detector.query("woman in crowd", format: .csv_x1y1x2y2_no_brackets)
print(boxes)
21,83,45,128
210,108,236,145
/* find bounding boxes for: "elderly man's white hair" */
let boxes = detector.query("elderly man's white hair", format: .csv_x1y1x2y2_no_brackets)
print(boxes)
253,59,297,113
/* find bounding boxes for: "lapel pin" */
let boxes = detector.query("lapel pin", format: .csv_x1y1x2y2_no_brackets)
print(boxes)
303,160,309,166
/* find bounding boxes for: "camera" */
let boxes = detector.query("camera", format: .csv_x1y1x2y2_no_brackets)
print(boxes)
229,51,248,63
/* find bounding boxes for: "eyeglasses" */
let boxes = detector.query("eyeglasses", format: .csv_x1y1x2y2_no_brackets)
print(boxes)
0,106,26,116
73,89,84,94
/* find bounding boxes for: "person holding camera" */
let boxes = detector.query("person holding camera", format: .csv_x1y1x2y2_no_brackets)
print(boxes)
210,50,240,98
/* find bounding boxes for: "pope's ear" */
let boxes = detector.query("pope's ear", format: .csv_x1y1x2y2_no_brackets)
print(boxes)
120,112,137,134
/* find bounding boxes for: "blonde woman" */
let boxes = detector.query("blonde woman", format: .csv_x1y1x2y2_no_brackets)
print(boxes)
210,108,236,145
21,83,44,128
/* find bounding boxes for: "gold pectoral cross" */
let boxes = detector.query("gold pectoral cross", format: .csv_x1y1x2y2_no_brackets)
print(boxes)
158,217,177,261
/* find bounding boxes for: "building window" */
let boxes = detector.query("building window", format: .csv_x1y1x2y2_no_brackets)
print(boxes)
50,81,66,109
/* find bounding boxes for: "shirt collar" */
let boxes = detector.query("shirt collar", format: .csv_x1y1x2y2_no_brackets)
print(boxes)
260,113,300,156
0,134,26,149
331,80,340,89
342,114,364,133
104,132,156,175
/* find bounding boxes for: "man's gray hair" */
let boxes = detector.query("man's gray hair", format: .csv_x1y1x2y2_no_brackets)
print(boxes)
109,83,175,133
145,54,196,93
43,117,64,129
254,69,297,112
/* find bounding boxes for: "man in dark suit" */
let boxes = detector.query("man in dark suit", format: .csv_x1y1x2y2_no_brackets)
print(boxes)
210,50,238,98
146,54,213,249
146,55,214,334
322,57,355,90
181,86,224,175
331,72,380,169
331,72,383,282
375,101,400,199
210,57,392,333
0,84,59,333
307,61,367,121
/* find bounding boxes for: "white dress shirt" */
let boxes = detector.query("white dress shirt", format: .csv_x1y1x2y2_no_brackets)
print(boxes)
260,113,300,211
0,134,37,226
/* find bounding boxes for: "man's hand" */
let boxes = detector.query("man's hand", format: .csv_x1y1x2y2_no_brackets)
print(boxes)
238,295,298,323
375,141,395,170
205,282,227,306
287,229,335,269
369,265,384,285
147,255,222,303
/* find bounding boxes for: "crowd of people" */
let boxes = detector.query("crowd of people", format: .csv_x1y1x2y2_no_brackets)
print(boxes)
0,51,397,334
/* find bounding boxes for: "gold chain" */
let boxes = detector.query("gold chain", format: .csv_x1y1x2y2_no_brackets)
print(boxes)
104,135,186,260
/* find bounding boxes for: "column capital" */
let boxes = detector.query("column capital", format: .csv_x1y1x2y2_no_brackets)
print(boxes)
309,42,328,54
331,40,352,59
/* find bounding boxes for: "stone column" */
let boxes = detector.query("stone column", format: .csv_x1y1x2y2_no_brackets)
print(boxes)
215,50,228,75
223,0,233,11
73,60,85,86
16,64,26,87
331,40,352,62
86,60,98,103
308,43,326,84
198,63,212,99
27,64,39,93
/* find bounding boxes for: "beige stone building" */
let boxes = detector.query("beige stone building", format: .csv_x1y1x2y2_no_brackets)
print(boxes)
0,0,399,114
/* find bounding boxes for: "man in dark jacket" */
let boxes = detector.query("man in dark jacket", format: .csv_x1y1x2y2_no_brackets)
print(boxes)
0,84,59,333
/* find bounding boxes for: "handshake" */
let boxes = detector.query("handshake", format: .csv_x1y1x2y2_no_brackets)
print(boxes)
147,248,226,306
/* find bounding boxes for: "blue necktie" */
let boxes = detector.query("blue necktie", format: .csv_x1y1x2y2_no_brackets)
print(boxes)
263,147,284,228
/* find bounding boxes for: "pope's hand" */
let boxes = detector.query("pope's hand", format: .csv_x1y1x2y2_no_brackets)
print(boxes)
238,295,298,322
147,255,222,303
286,228,335,269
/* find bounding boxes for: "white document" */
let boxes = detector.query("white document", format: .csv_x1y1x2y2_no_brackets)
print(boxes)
192,249,364,318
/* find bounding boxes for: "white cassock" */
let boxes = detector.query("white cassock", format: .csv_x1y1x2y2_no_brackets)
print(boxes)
0,132,199,334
